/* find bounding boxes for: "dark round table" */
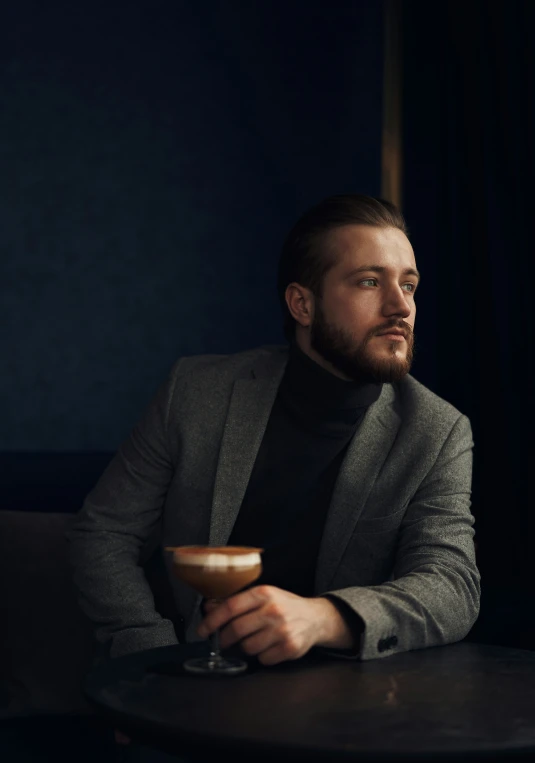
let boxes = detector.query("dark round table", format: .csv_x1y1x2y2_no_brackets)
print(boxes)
84,641,535,762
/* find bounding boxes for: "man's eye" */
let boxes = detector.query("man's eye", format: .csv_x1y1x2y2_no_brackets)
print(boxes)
402,283,416,293
360,279,377,287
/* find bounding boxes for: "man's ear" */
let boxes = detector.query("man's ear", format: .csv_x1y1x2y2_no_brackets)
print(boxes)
285,283,314,328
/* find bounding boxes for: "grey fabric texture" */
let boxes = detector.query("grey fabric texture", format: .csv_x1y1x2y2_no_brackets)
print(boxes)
66,344,480,661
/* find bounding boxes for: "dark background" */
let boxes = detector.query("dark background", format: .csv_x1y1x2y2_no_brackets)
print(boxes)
402,0,534,645
1,0,533,646
1,0,383,452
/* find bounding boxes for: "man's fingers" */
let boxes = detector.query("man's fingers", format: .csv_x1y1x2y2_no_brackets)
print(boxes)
218,610,268,649
198,586,269,638
203,598,218,614
235,627,281,656
257,641,300,666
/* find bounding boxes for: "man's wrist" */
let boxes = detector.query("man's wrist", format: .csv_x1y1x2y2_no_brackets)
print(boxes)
312,596,360,650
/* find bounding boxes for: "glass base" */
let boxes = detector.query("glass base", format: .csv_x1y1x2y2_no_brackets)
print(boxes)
184,655,248,675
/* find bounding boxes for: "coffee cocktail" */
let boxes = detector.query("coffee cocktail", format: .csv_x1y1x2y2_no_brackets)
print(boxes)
166,545,263,600
164,544,263,675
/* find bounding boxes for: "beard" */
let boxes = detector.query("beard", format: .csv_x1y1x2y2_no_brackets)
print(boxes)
310,300,415,383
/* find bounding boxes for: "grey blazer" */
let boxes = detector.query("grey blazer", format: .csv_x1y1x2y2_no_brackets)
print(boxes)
67,344,480,661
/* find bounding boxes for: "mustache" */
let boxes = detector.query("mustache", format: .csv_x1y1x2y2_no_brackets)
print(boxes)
371,320,413,339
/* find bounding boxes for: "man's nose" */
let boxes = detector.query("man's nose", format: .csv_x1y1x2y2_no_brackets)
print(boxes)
382,287,412,318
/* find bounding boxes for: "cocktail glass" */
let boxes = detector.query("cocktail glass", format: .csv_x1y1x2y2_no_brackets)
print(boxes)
165,545,263,675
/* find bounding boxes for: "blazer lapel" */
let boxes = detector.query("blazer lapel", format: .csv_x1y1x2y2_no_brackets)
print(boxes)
315,385,400,592
209,350,288,546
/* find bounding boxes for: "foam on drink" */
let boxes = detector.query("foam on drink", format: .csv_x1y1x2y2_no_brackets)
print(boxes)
165,545,263,599
168,546,261,567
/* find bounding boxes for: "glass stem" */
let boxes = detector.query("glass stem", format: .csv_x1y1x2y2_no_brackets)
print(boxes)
209,628,222,666
207,598,223,668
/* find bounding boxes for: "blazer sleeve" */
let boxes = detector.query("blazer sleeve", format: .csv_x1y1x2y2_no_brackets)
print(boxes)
324,414,480,660
65,360,184,658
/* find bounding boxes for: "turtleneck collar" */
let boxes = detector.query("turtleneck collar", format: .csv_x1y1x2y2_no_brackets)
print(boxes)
277,341,383,436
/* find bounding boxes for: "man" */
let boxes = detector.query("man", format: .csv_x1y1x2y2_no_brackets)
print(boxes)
67,193,480,670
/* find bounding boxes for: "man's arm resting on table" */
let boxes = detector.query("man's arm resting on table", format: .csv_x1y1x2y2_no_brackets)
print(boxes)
321,414,480,661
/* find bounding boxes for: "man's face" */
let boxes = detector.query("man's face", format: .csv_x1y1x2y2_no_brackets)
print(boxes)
308,225,419,383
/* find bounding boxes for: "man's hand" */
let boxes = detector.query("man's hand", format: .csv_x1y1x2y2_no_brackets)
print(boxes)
198,585,355,665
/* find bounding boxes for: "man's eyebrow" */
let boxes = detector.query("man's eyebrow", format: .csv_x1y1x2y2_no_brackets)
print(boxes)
343,265,421,282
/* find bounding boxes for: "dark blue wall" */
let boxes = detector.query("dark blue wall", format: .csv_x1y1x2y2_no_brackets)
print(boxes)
2,0,384,452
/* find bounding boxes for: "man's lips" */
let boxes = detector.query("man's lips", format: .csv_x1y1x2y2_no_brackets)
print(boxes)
376,329,407,340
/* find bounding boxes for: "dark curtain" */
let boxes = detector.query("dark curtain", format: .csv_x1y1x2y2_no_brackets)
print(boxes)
402,0,534,646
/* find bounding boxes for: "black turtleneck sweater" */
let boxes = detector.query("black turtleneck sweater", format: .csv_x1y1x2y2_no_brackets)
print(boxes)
228,342,382,597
